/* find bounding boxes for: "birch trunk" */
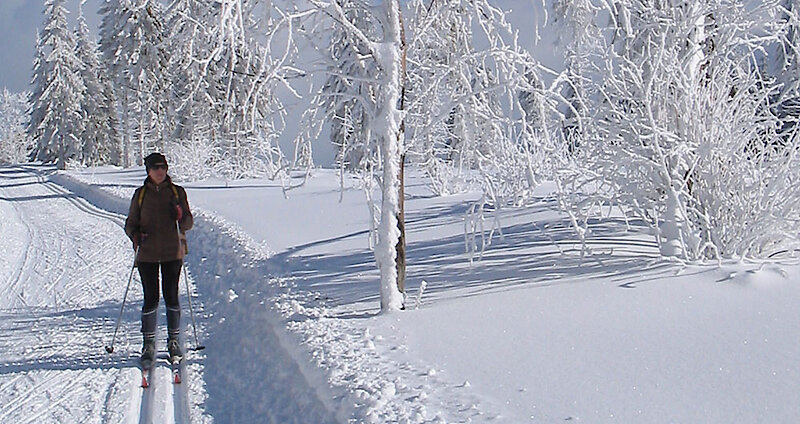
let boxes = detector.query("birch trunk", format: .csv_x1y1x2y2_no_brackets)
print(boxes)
374,0,405,312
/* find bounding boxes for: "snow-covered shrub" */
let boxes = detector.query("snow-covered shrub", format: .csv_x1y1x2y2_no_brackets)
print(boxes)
404,0,568,206
0,90,32,164
558,1,800,260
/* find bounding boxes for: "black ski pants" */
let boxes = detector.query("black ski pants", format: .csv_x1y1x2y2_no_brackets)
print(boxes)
138,260,182,339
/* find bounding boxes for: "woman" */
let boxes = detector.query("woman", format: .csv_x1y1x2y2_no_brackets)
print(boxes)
125,152,193,367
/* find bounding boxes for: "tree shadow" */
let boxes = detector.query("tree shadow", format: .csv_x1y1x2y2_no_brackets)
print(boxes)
278,199,678,309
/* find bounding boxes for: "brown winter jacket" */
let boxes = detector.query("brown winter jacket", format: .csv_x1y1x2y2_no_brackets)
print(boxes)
125,176,194,264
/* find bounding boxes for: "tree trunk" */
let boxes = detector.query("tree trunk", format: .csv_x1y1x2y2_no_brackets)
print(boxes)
122,88,130,167
394,6,407,299
396,153,406,295
375,0,405,312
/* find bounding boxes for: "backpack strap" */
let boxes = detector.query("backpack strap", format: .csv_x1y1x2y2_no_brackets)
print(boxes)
137,184,180,207
138,186,147,207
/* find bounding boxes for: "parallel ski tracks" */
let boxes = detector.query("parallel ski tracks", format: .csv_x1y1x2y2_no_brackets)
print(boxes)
0,166,194,423
138,360,191,424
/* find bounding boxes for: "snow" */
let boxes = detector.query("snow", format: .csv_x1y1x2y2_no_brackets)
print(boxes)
2,163,800,423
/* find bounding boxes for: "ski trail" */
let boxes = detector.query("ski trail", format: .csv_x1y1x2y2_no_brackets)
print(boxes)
151,365,174,424
0,176,37,310
138,355,193,424
0,165,140,422
102,367,139,424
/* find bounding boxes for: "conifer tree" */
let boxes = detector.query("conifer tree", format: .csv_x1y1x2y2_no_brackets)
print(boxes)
29,0,85,169
0,89,31,164
99,0,169,166
76,10,119,165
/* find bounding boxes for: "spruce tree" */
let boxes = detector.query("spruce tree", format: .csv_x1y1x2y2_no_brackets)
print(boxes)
29,0,85,169
76,11,119,165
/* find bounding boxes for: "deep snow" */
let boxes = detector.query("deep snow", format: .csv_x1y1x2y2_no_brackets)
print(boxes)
2,164,799,423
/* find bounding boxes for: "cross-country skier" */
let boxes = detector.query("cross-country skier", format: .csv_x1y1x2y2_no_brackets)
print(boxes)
125,153,194,368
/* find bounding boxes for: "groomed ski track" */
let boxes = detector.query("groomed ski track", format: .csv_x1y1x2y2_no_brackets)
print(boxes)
0,165,196,423
0,165,342,423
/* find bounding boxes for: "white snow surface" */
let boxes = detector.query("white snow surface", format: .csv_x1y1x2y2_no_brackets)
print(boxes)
1,164,799,423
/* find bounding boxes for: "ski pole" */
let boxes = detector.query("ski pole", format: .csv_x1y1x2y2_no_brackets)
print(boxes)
182,262,205,351
178,220,205,351
105,245,139,354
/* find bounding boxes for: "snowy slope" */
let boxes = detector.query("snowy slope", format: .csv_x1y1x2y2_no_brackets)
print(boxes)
3,164,800,423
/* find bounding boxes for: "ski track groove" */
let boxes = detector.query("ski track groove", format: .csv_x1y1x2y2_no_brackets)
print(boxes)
0,374,25,398
0,166,167,423
0,371,63,421
101,367,124,424
139,367,155,424
19,372,86,424
0,185,36,311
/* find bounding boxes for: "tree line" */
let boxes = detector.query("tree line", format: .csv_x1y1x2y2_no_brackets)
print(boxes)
5,0,800,310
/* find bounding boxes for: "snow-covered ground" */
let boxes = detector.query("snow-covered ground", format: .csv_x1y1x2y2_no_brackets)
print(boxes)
2,164,799,423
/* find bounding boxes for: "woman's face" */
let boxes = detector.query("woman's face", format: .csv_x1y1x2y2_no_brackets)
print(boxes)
147,164,168,185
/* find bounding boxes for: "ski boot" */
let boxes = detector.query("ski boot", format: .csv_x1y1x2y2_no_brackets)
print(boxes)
167,336,184,364
140,336,156,369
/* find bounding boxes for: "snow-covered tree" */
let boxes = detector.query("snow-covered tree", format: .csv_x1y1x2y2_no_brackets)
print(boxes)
75,10,119,166
556,0,800,260
0,90,32,164
160,0,218,178
298,0,408,311
28,30,49,155
404,0,567,211
314,2,380,172
29,0,85,169
99,0,169,166
163,0,296,180
773,0,800,141
297,0,572,308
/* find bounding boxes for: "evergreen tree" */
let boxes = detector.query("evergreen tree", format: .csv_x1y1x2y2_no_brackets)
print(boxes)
29,0,85,170
28,30,49,153
76,10,119,165
99,0,169,166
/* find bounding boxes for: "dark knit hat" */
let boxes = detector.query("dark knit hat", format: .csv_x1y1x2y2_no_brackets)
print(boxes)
144,153,168,170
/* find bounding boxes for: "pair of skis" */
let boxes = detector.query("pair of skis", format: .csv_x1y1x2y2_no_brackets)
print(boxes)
141,355,183,388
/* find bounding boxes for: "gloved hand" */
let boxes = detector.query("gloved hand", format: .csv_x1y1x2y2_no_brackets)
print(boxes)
133,232,148,250
171,198,183,222
175,204,183,222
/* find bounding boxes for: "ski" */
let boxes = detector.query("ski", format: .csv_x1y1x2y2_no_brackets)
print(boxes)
141,366,152,388
172,362,182,384
156,351,185,384
140,354,155,389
